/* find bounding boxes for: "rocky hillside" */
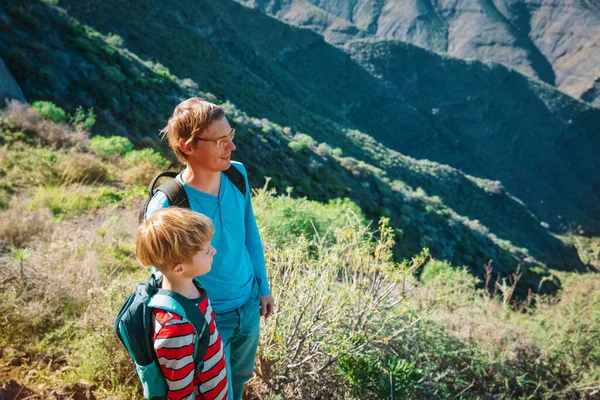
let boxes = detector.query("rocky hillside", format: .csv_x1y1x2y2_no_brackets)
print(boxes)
34,0,600,236
239,0,600,106
1,0,599,295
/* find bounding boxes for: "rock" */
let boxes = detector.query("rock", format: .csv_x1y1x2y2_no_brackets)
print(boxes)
241,0,600,105
0,380,36,400
0,56,26,103
0,7,12,31
2,347,26,359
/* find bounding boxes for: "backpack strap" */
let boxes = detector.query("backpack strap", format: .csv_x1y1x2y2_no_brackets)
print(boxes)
146,171,178,198
138,171,189,223
148,282,210,368
224,164,246,197
156,179,190,209
139,164,247,223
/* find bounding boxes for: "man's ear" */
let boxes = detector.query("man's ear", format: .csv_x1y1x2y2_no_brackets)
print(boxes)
178,138,195,156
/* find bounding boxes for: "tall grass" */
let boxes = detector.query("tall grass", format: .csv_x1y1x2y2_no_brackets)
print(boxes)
0,112,598,399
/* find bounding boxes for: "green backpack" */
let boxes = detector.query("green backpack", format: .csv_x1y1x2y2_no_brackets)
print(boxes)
114,274,211,399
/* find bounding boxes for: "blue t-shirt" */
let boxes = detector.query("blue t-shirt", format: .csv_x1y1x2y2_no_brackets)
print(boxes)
146,161,270,314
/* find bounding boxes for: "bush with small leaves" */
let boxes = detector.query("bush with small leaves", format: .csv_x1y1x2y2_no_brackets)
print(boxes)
89,136,134,158
71,106,97,132
32,101,68,124
120,148,171,185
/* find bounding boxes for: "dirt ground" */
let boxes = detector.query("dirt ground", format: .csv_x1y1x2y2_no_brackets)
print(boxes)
0,351,98,400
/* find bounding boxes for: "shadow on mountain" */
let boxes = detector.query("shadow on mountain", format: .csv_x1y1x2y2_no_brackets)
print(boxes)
3,0,592,296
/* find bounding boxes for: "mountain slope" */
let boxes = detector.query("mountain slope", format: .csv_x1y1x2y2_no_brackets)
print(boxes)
53,0,600,235
1,0,597,295
240,0,600,106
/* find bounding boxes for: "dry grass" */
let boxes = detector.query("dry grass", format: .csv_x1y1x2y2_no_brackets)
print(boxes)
0,201,54,248
1,100,89,149
119,159,166,186
53,152,113,185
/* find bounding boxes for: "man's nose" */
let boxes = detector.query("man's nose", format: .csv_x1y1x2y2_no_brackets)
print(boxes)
227,140,236,151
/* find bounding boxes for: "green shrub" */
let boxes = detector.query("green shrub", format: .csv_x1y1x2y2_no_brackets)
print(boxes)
120,148,170,185
288,140,307,152
106,33,125,47
71,106,97,131
253,185,365,248
120,148,169,169
102,65,127,84
73,37,97,56
90,136,134,157
0,143,61,186
338,353,422,398
255,215,420,398
30,186,125,218
32,101,68,124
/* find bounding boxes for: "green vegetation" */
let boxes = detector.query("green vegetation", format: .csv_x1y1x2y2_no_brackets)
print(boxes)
71,106,97,131
32,101,68,124
0,108,598,399
2,0,597,301
1,2,599,397
89,136,134,157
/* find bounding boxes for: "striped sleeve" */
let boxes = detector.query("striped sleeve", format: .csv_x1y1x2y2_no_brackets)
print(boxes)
153,310,196,400
197,298,228,400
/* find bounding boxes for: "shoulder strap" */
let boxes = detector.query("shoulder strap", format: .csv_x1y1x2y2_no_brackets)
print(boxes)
157,179,190,209
147,171,178,198
224,164,246,197
139,171,190,223
149,287,210,366
149,291,207,337
142,165,244,223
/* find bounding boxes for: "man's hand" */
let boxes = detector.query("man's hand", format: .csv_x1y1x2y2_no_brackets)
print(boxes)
260,293,275,319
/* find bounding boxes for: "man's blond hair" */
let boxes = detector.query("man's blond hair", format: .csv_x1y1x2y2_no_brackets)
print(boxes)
136,208,214,271
160,97,225,164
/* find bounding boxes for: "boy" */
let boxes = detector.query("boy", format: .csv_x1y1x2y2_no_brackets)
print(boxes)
135,207,228,400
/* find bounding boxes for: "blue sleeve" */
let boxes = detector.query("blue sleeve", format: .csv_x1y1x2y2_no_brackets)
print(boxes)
238,164,270,296
146,191,170,218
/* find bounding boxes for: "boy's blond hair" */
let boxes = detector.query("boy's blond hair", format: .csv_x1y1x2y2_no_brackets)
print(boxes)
136,208,214,271
160,97,225,164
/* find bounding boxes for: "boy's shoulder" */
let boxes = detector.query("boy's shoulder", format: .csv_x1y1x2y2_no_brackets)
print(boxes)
152,290,210,329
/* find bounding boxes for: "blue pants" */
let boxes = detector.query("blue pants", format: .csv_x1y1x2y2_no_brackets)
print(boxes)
214,282,261,400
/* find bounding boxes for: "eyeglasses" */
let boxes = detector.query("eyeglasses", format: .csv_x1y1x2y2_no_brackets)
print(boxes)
194,128,235,149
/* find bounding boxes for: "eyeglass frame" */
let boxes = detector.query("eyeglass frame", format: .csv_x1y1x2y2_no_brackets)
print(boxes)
193,128,235,149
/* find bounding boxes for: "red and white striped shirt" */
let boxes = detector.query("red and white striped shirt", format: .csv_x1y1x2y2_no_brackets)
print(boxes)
152,292,228,400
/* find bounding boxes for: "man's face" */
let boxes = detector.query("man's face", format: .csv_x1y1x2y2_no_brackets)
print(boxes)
188,117,236,172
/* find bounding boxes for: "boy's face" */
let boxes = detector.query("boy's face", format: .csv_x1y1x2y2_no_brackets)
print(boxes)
180,241,216,278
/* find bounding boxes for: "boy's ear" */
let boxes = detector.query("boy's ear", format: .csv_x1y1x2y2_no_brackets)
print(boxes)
172,263,184,276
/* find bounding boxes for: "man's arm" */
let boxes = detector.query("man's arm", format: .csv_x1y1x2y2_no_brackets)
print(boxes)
239,165,274,317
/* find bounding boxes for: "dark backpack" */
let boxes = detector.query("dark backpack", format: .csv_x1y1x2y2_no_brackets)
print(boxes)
138,165,247,223
114,274,211,399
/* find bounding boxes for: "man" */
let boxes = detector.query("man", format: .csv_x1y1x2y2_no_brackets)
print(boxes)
146,97,274,400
